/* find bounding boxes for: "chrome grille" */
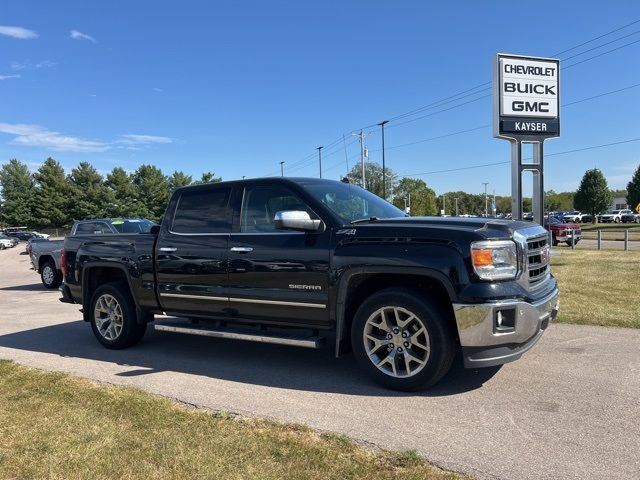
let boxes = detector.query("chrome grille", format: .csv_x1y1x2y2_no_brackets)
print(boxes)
526,234,550,287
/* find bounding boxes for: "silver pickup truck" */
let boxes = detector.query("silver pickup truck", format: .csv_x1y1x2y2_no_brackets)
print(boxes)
30,218,156,288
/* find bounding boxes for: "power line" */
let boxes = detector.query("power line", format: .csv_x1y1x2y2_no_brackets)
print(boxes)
404,137,640,177
552,18,640,56
561,29,640,61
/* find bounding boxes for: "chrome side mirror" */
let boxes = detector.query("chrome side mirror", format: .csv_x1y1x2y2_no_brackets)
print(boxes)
274,210,321,232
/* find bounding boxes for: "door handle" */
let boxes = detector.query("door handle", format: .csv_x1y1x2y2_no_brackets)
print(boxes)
230,246,253,253
159,247,177,252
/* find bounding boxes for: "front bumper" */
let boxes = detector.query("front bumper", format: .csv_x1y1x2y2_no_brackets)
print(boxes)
453,288,559,368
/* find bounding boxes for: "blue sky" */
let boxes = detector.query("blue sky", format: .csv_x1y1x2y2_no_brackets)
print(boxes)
1,0,639,196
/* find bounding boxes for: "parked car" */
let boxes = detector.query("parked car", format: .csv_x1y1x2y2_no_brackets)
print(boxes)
562,211,591,223
60,177,559,391
598,209,633,223
621,211,640,223
544,216,581,246
30,218,156,288
6,231,36,241
0,234,18,250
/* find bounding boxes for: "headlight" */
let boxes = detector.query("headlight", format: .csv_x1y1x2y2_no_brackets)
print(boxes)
471,240,518,280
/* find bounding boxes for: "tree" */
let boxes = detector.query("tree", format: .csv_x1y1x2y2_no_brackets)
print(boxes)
105,167,143,217
132,165,169,222
574,169,612,222
545,190,574,212
168,171,193,191
626,164,640,213
0,159,34,227
67,162,110,221
32,158,70,228
193,171,222,185
347,162,397,199
392,178,436,216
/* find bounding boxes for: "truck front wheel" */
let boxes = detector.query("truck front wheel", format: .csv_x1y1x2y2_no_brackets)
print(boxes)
351,288,455,391
89,282,146,349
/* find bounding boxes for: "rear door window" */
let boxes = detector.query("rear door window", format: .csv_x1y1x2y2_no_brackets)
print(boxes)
172,187,232,234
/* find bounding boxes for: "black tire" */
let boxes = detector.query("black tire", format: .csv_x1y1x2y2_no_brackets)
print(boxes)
40,261,62,289
615,217,621,223
351,288,456,391
565,239,580,246
89,282,146,349
0,244,5,250
552,235,559,247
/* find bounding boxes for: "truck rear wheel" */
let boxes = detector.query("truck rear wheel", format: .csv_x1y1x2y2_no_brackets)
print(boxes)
40,261,62,289
351,288,455,391
89,282,146,349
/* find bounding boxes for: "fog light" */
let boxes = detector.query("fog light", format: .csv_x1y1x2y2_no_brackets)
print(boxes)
494,308,516,333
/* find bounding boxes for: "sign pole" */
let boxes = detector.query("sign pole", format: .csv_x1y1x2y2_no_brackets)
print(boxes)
510,140,522,220
532,141,545,225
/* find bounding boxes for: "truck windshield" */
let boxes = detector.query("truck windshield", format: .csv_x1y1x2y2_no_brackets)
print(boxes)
302,181,406,224
111,219,156,233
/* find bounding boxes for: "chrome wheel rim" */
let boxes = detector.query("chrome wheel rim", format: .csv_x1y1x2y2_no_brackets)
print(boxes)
94,294,124,341
42,265,54,285
363,306,430,378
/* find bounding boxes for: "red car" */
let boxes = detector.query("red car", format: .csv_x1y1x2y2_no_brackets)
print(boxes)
544,216,581,246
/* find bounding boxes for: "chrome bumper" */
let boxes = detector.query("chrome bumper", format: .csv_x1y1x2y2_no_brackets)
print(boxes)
453,288,559,368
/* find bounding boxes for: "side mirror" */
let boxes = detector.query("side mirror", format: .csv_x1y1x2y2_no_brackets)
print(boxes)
149,225,161,236
274,211,321,232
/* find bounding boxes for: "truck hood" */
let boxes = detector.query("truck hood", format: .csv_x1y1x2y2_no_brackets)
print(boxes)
349,216,539,239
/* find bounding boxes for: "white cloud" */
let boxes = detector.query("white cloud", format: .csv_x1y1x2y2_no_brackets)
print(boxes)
152,87,164,92
10,60,55,71
0,26,38,40
0,123,109,152
70,30,96,43
119,134,173,145
0,123,174,153
0,74,20,80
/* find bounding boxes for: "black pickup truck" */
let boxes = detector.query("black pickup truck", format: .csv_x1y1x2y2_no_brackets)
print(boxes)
60,177,559,390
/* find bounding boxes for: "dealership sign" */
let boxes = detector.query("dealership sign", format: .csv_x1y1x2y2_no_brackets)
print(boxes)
494,54,560,139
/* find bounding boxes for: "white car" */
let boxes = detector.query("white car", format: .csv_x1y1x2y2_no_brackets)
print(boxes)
598,209,633,223
562,211,584,223
0,237,15,250
30,231,50,239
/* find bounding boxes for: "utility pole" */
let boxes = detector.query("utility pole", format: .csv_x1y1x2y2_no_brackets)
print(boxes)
455,197,459,216
316,146,323,179
404,193,411,214
352,130,368,189
443,195,446,216
482,182,489,217
492,190,496,216
280,161,285,177
377,120,389,199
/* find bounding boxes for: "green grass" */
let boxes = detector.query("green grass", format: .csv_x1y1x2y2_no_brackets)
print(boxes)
0,361,461,480
552,249,640,328
579,223,640,231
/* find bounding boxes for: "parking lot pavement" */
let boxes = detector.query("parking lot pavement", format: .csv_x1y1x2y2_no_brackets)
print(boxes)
0,247,638,480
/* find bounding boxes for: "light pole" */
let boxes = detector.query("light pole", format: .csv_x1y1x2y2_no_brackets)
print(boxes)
280,161,285,177
455,197,459,216
316,146,323,178
377,120,389,199
482,182,489,217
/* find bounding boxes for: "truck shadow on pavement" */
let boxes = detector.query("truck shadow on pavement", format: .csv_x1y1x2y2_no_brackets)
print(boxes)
0,319,501,397
0,282,47,292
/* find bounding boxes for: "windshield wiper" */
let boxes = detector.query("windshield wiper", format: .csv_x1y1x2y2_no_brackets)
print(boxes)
350,216,381,224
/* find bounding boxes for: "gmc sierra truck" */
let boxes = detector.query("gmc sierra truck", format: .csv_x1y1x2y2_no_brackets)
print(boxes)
60,177,559,391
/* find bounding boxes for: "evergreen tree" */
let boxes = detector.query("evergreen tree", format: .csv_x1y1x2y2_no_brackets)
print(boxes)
193,171,221,185
132,165,169,222
105,167,142,217
626,164,640,213
168,171,193,191
32,158,70,228
574,169,612,222
392,178,436,216
0,159,35,227
346,162,397,199
67,162,109,221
